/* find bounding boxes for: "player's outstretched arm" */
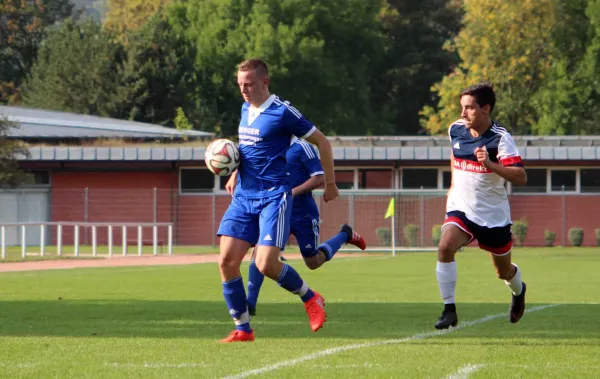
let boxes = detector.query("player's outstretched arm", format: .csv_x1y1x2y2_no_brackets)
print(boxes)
306,130,338,202
292,175,324,197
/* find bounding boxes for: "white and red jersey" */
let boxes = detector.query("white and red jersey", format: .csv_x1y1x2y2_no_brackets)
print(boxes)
446,120,523,228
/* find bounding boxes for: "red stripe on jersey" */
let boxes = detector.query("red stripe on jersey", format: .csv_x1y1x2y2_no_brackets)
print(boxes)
479,240,513,256
452,158,492,174
499,156,522,166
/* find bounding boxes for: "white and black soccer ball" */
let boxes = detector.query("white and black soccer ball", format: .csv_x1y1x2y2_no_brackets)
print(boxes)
204,139,240,176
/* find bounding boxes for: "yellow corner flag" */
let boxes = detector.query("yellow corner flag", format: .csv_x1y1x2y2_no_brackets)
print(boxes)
384,198,395,219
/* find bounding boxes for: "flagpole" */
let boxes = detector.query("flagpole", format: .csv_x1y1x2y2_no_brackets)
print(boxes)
391,211,396,257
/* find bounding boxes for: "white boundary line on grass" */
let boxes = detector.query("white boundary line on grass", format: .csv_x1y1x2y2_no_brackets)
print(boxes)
221,304,559,379
446,364,487,379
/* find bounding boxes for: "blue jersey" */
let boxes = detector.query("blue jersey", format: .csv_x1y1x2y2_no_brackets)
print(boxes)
236,95,316,199
287,138,324,220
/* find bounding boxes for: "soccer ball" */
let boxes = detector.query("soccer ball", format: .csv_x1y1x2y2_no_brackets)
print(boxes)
204,139,240,176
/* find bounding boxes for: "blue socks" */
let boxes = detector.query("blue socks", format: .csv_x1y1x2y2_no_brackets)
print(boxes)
247,260,265,308
318,231,349,261
222,276,251,333
277,264,314,302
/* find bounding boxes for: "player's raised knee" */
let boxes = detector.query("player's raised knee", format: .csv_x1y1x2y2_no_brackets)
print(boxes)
304,258,322,270
437,242,456,262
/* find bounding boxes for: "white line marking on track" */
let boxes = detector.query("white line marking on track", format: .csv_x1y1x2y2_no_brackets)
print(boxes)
221,304,559,379
446,363,487,379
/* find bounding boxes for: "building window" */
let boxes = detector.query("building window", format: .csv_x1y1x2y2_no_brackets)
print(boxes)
442,171,451,189
180,168,215,193
358,168,393,189
335,170,355,189
23,170,50,186
580,169,600,193
402,168,438,189
550,169,576,192
512,168,547,193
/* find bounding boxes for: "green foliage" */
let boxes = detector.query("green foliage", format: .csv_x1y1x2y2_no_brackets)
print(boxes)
533,0,600,135
595,229,600,247
117,13,199,126
512,220,529,247
569,228,585,247
0,116,29,186
432,224,443,246
421,0,557,135
545,230,556,247
104,0,173,43
20,19,125,117
403,224,419,247
174,108,192,131
0,0,74,104
376,227,392,246
166,0,390,136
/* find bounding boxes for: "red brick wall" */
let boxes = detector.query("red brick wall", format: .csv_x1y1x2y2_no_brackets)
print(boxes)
47,167,600,248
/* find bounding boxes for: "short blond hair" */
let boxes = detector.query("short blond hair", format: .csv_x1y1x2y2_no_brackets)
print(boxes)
238,58,269,78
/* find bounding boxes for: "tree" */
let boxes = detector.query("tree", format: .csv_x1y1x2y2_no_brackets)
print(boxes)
20,19,125,117
0,0,74,104
0,116,29,186
372,0,463,135
533,0,600,135
421,0,557,135
115,13,199,126
104,0,173,43
166,0,391,137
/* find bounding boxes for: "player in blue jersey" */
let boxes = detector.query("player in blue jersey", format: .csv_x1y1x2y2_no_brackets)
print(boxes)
216,59,339,343
238,137,367,316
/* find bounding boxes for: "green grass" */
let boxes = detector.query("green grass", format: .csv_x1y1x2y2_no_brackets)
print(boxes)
0,247,599,378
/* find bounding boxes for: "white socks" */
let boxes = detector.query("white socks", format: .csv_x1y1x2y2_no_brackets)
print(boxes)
436,261,457,304
505,263,523,296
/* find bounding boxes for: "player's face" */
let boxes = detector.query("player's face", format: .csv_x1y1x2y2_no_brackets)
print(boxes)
237,69,268,104
460,95,490,129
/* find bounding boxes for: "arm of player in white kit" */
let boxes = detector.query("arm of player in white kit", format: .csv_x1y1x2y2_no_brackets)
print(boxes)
485,134,527,186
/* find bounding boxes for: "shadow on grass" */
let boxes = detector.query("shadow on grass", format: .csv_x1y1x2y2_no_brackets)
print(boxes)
0,301,597,340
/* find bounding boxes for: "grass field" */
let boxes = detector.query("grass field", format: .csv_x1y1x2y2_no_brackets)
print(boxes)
0,247,599,378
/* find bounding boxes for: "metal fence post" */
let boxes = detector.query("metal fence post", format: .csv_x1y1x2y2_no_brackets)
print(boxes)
153,187,157,223
562,185,566,246
84,187,89,245
348,193,355,228
420,187,425,247
212,193,217,247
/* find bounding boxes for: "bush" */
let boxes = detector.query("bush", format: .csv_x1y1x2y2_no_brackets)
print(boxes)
432,224,442,246
544,230,556,247
512,220,528,247
569,228,584,247
376,227,391,246
404,224,419,247
595,229,600,247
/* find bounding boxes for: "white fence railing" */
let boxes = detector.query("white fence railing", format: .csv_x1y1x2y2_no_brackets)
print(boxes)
0,222,173,259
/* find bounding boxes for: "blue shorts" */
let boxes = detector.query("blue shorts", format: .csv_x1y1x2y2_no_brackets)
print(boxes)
289,216,320,258
217,192,292,249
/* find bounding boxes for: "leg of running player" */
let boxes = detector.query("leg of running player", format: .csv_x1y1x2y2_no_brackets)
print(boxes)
434,223,470,329
489,251,526,323
254,192,326,332
303,223,366,270
246,246,264,316
218,236,254,342
216,197,258,343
